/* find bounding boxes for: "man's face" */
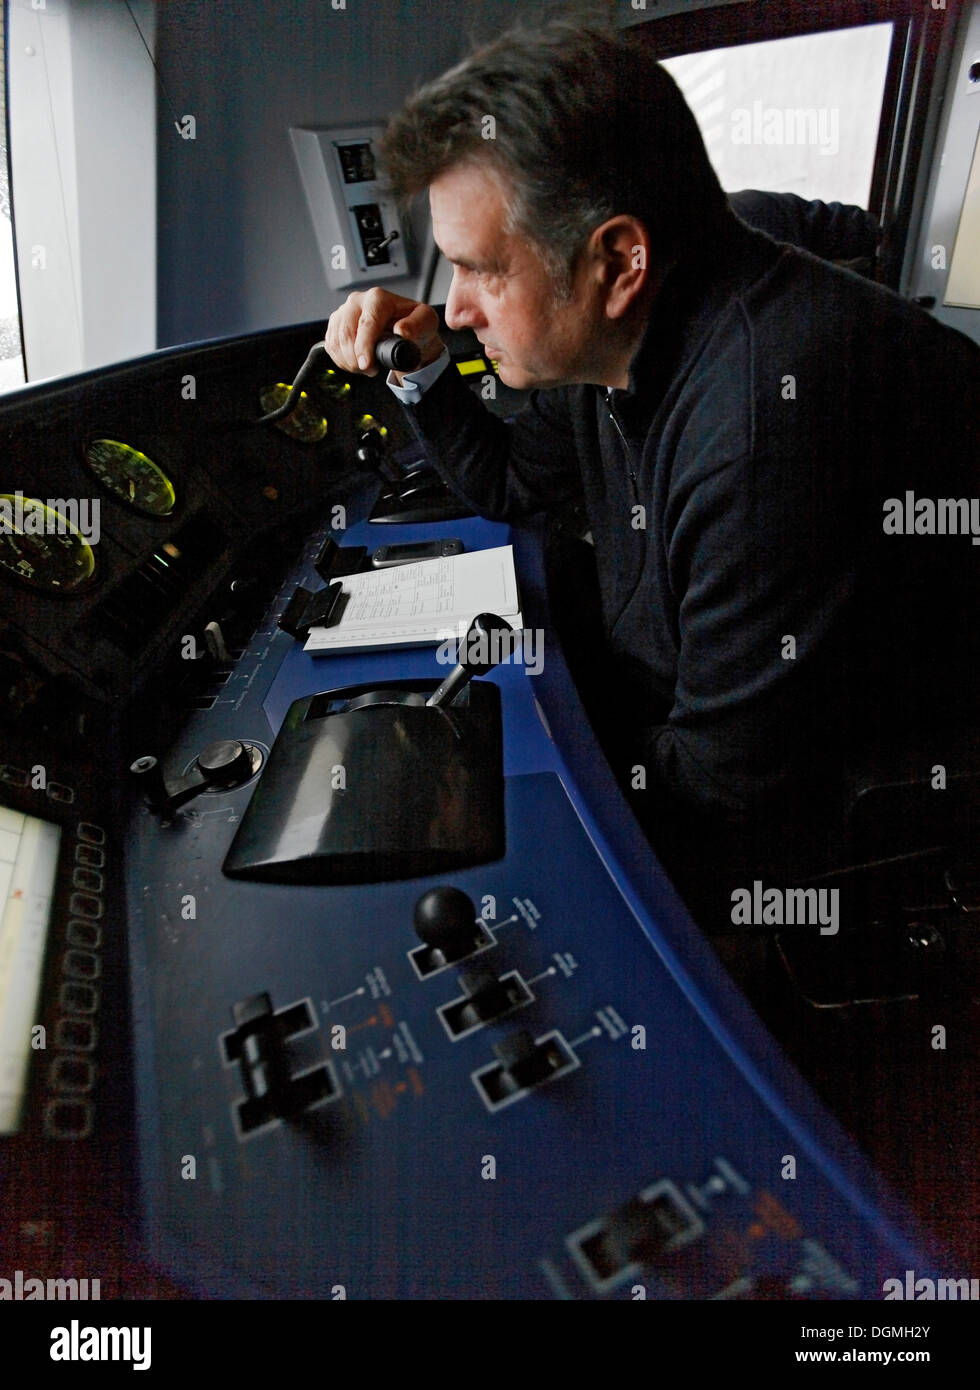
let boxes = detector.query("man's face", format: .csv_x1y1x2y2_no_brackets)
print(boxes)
429,162,605,391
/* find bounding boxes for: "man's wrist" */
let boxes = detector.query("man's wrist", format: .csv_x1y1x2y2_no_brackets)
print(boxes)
392,338,447,387
387,344,451,404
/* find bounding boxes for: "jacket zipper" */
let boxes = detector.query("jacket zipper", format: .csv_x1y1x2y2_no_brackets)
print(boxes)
606,401,639,502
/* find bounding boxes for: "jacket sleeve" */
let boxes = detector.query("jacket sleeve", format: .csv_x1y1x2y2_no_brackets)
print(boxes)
729,190,879,266
400,355,583,520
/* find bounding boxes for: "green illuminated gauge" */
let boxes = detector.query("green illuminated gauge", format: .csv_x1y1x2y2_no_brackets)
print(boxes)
83,438,176,517
259,385,328,443
0,494,96,594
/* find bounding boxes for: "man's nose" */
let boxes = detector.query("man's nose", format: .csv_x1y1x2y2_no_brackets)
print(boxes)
444,272,481,332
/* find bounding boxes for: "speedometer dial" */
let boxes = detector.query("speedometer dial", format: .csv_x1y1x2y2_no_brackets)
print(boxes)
83,439,176,517
0,495,97,593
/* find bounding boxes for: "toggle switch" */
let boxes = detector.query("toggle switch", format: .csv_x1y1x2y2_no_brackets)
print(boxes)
439,966,533,1038
224,993,339,1137
568,1180,705,1292
472,1028,579,1111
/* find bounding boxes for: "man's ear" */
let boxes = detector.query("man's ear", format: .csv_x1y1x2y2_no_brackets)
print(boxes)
593,216,652,318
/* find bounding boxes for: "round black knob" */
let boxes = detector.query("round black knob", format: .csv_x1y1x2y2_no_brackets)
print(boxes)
197,739,254,786
355,431,384,469
414,886,477,956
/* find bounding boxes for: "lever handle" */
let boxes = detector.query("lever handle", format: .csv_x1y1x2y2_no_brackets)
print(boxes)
426,613,516,709
375,335,422,372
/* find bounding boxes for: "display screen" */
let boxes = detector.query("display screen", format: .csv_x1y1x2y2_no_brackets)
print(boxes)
387,543,436,561
337,141,376,185
0,806,61,1134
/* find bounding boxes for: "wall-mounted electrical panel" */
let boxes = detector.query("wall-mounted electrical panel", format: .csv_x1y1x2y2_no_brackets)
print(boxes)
291,125,409,291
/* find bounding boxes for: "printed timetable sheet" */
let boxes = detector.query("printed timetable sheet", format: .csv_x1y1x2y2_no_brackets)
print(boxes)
304,544,522,652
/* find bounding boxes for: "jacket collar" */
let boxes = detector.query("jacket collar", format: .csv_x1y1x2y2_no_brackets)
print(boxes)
606,215,784,425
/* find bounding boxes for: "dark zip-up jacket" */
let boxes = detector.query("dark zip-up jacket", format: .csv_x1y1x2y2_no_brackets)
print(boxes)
402,217,980,891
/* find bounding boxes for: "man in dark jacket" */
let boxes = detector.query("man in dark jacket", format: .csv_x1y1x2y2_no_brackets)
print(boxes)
324,18,980,926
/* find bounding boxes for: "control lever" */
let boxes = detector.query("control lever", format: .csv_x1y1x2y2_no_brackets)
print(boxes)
257,337,421,426
414,886,481,961
131,739,259,813
374,334,421,373
426,613,516,709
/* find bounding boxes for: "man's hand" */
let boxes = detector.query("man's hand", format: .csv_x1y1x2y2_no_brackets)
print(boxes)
324,288,444,382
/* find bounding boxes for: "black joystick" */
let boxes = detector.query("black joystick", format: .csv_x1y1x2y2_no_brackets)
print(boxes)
132,739,258,813
355,430,386,469
375,335,422,373
426,613,517,709
414,886,480,962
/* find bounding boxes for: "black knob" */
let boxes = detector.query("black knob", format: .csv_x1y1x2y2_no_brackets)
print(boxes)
132,740,257,814
414,886,478,958
197,739,254,786
426,613,517,708
355,430,385,469
130,754,168,805
375,335,421,372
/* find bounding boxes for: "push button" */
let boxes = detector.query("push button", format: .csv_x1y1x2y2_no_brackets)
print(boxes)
66,920,102,950
59,981,99,1014
44,1098,94,1139
50,1055,96,1093
62,950,101,981
69,893,102,920
55,1018,97,1051
72,867,104,893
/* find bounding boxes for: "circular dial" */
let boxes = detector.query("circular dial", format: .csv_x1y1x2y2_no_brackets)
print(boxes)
0,495,96,593
83,438,176,517
259,385,328,443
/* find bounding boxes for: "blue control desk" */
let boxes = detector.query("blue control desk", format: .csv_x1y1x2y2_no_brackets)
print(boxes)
126,506,935,1299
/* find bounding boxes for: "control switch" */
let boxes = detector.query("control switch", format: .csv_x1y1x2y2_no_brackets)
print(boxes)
472,1028,578,1111
223,993,338,1136
440,967,532,1038
411,887,492,975
568,1180,705,1292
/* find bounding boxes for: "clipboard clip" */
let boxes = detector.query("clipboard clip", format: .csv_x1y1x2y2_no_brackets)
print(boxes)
278,580,345,640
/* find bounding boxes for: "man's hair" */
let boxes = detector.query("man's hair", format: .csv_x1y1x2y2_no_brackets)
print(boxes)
379,16,730,297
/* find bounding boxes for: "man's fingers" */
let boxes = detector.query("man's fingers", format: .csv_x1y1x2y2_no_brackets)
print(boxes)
353,288,406,370
391,303,439,344
324,290,436,376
